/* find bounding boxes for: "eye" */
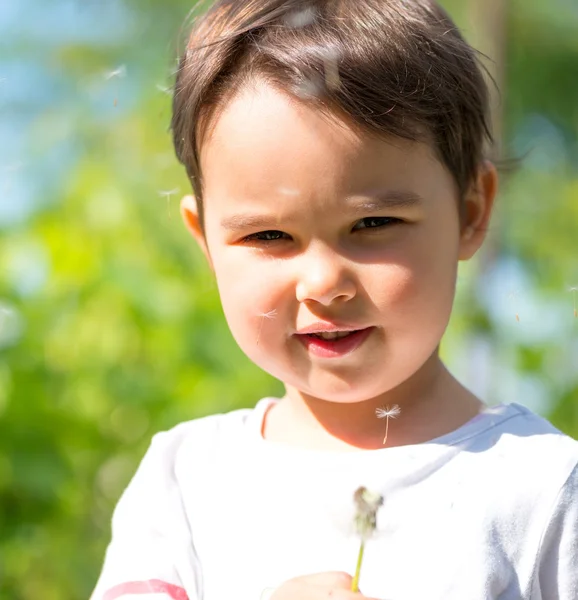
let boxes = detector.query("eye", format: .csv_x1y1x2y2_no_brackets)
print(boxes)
352,217,402,231
241,230,291,243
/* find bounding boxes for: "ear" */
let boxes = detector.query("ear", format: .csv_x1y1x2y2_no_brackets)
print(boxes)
458,160,498,261
180,194,212,265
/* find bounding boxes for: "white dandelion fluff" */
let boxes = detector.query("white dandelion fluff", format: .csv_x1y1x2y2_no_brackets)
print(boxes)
156,83,172,95
104,65,127,80
375,404,401,444
351,486,384,592
158,188,180,217
255,309,278,346
569,285,578,318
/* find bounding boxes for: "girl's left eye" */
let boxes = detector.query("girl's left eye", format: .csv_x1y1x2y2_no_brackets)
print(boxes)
241,230,290,243
352,217,401,231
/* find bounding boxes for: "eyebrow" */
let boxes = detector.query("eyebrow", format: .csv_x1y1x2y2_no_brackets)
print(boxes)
350,189,424,212
220,190,423,231
220,213,283,231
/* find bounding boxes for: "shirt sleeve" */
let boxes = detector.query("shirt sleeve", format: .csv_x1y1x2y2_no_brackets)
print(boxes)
90,431,202,600
537,460,578,600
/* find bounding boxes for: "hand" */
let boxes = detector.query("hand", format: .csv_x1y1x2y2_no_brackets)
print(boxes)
269,571,380,600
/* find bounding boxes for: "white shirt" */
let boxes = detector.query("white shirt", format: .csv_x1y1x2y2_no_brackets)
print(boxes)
90,398,578,600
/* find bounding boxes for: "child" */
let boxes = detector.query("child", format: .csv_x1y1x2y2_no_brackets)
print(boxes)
91,1,578,599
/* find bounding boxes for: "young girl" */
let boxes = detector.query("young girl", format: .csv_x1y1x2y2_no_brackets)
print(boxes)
91,1,578,599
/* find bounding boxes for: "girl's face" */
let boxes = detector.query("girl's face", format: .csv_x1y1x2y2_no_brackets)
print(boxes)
182,80,493,405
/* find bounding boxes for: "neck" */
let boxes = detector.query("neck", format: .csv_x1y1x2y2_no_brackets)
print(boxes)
263,354,485,451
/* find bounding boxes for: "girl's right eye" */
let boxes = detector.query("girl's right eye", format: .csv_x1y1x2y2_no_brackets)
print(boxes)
241,230,290,243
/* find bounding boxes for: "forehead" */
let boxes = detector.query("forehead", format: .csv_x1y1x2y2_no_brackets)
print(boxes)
199,80,453,208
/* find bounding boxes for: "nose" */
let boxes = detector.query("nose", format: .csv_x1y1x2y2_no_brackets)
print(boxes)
295,245,357,306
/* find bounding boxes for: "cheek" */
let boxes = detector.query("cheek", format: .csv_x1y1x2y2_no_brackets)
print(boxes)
371,234,458,327
211,253,289,342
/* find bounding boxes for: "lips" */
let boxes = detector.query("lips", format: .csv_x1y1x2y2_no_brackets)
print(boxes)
295,327,374,358
308,331,353,341
295,321,367,335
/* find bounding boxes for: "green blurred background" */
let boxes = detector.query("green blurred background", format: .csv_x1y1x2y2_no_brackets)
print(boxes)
0,0,577,597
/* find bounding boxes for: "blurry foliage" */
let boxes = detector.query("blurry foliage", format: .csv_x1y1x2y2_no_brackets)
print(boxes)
0,0,577,598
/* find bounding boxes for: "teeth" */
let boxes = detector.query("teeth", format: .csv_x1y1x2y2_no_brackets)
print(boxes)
313,331,354,340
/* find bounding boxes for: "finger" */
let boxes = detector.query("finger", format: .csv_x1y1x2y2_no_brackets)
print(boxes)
319,590,379,600
294,572,354,589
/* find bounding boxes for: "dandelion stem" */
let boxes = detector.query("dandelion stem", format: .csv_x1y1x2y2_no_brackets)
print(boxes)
351,486,383,592
351,540,365,592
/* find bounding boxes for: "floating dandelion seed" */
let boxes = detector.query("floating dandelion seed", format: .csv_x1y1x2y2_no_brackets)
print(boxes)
104,65,126,107
569,286,578,318
156,83,172,95
255,309,278,346
351,486,384,592
507,288,521,323
375,404,401,444
3,161,23,173
104,65,126,80
1,161,24,195
158,188,180,217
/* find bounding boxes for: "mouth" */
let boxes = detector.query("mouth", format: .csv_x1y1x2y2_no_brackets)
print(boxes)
306,331,355,340
295,327,374,358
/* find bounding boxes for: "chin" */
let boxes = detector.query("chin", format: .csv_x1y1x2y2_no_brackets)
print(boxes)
298,379,394,404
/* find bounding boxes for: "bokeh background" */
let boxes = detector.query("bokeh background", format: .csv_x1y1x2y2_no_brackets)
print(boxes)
1,0,577,597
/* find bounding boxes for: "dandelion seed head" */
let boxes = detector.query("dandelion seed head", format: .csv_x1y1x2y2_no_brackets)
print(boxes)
353,486,384,540
375,404,401,419
158,188,180,199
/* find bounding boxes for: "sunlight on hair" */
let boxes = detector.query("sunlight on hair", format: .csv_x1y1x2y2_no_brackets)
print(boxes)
283,5,317,29
255,309,278,346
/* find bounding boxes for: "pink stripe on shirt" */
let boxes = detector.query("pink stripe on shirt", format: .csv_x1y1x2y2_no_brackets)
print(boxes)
103,580,189,600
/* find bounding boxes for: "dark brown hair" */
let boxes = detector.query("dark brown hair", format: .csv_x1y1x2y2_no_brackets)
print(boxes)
171,0,493,228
